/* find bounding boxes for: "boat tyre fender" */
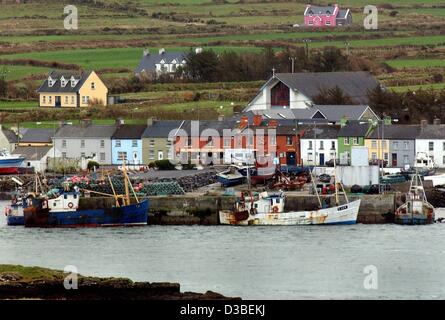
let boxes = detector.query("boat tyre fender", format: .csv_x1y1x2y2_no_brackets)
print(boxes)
250,208,257,215
272,206,279,213
42,200,48,209
68,202,74,209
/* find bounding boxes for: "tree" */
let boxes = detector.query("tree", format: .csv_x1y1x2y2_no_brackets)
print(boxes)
0,66,8,98
312,86,354,105
183,49,220,82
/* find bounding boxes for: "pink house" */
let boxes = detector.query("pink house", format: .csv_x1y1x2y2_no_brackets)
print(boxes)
304,4,352,27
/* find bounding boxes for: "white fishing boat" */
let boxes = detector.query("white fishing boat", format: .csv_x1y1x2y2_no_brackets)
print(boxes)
219,165,361,226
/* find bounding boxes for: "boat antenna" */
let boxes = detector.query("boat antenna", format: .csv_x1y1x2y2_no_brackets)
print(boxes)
107,174,121,207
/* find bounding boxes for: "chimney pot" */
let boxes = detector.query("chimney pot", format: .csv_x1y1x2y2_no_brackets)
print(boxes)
253,114,263,126
159,48,165,55
433,118,441,125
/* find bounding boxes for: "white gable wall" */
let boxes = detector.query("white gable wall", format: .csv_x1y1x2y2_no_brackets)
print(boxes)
300,138,337,165
416,139,445,168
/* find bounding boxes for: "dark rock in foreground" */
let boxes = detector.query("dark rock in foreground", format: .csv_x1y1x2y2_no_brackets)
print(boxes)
0,265,239,300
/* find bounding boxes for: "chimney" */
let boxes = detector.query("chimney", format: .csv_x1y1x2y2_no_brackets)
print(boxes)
80,119,92,128
433,118,441,125
159,48,165,55
253,114,263,126
268,119,278,127
218,114,225,122
420,119,428,131
240,116,249,129
143,49,149,56
146,117,156,127
195,47,203,54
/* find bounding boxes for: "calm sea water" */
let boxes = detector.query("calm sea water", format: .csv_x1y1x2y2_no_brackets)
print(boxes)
1,201,445,299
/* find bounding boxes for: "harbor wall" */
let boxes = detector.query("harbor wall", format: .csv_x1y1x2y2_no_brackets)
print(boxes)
78,193,397,224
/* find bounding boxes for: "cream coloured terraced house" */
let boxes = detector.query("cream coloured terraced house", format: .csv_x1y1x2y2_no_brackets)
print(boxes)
37,70,108,107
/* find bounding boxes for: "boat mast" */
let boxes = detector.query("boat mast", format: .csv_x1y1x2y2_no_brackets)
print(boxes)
333,150,339,206
107,174,121,207
309,169,322,208
122,159,130,206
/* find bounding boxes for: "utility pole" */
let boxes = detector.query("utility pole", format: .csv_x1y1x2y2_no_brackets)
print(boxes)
344,42,351,71
289,56,297,73
303,39,311,58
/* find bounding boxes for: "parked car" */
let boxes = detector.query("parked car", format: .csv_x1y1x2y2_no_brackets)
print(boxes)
369,159,388,167
325,159,339,167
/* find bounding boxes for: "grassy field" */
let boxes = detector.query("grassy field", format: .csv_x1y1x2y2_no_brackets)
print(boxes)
385,59,445,69
0,100,36,109
389,83,445,92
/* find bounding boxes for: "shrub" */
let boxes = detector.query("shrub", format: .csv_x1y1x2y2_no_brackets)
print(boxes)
154,159,175,170
87,161,100,171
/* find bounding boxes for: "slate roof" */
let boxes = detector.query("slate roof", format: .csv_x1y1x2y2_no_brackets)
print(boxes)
2,128,18,143
337,9,350,19
417,125,445,139
37,70,92,93
13,146,51,160
20,128,53,143
301,125,340,139
135,50,186,74
368,125,420,140
179,120,238,136
112,125,147,140
338,121,371,137
273,72,381,105
314,105,373,122
305,6,337,15
55,124,117,139
142,120,183,138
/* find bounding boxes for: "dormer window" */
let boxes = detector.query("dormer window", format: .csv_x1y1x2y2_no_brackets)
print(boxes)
70,77,77,88
48,77,55,87
160,59,165,64
60,76,67,87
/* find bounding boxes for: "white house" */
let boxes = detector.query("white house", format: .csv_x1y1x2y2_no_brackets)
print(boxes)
415,122,445,168
244,71,381,112
300,125,339,165
13,146,61,172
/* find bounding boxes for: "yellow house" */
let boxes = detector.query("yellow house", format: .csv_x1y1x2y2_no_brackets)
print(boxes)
37,70,108,108
364,126,389,164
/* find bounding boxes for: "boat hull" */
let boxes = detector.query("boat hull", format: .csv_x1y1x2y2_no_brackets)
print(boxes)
6,215,24,226
0,157,25,168
24,199,149,228
219,199,361,226
217,176,245,187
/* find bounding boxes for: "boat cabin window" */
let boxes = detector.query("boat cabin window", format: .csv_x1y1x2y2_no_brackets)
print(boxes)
275,198,280,204
64,194,68,199
74,194,77,199
254,203,258,208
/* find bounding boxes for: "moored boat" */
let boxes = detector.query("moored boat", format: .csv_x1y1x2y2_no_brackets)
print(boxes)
23,162,149,228
0,150,25,175
216,166,246,187
219,165,360,226
395,172,435,225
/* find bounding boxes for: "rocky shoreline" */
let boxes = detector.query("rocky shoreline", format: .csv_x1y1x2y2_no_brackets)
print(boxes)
0,265,239,300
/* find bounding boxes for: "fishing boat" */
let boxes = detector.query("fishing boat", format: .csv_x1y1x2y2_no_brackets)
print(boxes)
4,177,26,226
395,172,435,225
0,149,25,175
216,165,246,187
23,162,149,228
219,167,361,226
380,173,407,184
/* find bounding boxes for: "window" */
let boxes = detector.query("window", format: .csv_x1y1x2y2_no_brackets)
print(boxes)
149,150,155,160
100,140,105,148
43,96,46,103
71,96,75,104
269,135,276,146
132,140,138,147
115,140,121,147
393,141,398,150
372,140,377,149
325,20,331,25
308,20,313,25
404,141,409,150
319,141,324,150
372,152,377,160
62,140,67,148
308,141,313,150
384,153,388,161
429,141,434,151
443,142,445,151
331,141,336,150
100,153,105,161
353,138,359,145
307,152,313,162
91,82,96,90
81,152,85,158
81,140,85,148
247,135,254,147
286,136,293,145
62,152,66,158
224,137,231,148
149,139,155,148
404,155,409,164
344,138,349,145
48,96,52,103
65,96,68,104
82,96,89,104
118,151,127,161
